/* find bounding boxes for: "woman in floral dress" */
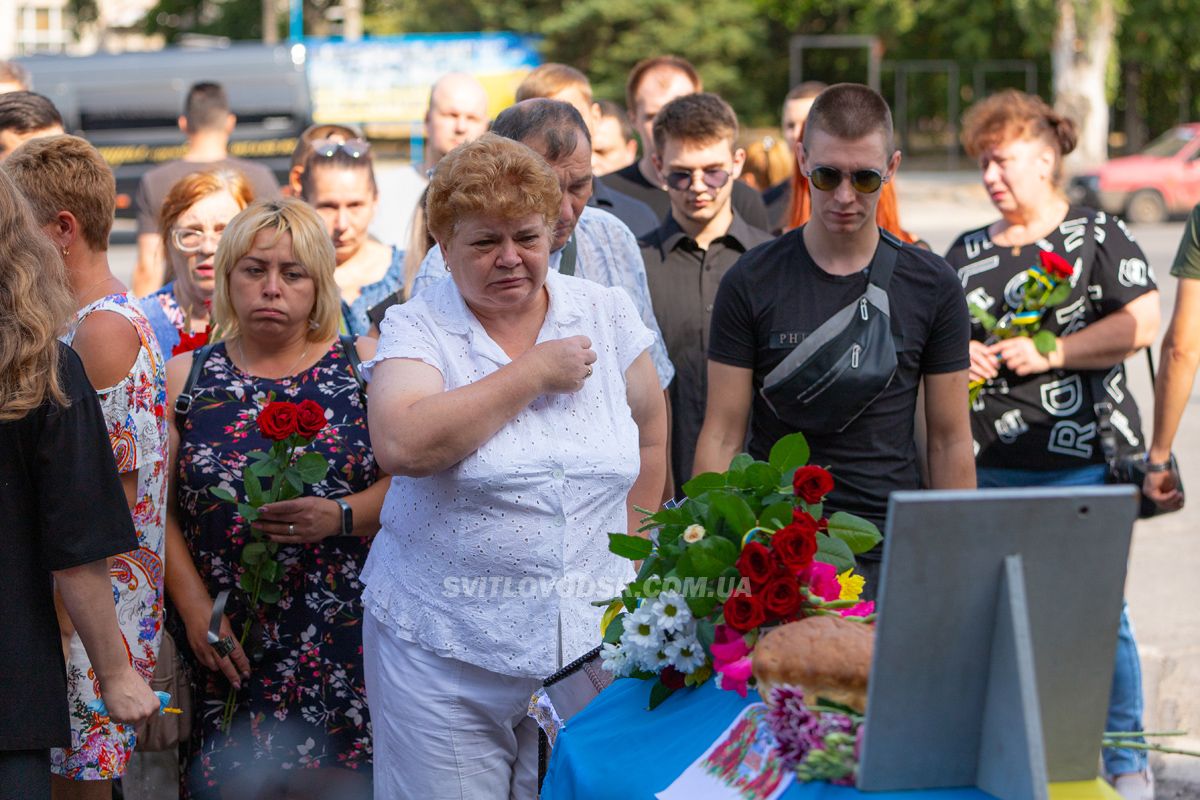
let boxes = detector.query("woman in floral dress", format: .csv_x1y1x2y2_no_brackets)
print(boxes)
5,135,168,796
163,199,386,799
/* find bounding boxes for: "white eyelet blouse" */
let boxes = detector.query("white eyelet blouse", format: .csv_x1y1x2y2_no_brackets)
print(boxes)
361,269,655,678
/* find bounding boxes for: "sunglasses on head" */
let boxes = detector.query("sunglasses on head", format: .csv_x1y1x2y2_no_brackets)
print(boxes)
309,137,371,159
663,167,732,193
806,165,888,194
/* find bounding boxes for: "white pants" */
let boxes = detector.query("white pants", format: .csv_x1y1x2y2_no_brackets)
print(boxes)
363,611,542,800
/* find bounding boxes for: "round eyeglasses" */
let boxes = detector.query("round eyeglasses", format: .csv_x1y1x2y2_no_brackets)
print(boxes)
170,225,224,253
663,167,732,193
805,166,889,194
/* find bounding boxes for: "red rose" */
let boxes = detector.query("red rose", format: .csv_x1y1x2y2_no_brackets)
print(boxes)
772,520,818,572
791,508,819,533
171,329,209,357
735,541,775,590
763,576,803,619
722,592,766,632
295,399,328,439
257,401,299,441
793,466,834,503
660,666,687,690
1039,250,1075,282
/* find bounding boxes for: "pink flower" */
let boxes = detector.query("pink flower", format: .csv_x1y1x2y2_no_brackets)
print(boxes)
802,561,841,602
710,623,751,663
714,655,754,698
841,601,876,618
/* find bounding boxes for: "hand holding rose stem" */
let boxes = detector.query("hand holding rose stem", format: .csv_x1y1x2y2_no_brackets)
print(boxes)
209,398,331,731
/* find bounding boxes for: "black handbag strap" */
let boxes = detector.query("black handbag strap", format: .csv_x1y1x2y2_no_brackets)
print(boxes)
173,342,218,428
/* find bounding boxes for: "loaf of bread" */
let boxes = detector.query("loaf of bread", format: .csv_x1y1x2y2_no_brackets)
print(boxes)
752,616,874,713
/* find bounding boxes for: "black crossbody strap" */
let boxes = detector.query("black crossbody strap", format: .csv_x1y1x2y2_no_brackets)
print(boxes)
868,228,902,291
339,335,367,396
173,342,217,429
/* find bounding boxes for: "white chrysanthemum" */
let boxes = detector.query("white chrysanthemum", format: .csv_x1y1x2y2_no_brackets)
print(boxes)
666,636,707,674
599,642,631,676
647,646,673,671
623,605,661,651
682,524,706,543
651,591,693,633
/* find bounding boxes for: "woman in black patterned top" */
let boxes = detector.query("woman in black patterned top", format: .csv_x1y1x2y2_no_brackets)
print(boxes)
944,90,1159,797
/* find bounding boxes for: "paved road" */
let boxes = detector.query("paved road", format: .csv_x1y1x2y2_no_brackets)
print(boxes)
107,174,1199,787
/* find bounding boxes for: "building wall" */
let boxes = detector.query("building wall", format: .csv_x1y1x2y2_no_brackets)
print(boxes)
0,0,161,58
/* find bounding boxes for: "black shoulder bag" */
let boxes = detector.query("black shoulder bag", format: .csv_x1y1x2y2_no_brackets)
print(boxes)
1077,213,1182,518
760,229,902,434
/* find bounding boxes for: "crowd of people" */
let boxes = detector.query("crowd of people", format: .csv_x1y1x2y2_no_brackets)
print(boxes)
0,51,1195,800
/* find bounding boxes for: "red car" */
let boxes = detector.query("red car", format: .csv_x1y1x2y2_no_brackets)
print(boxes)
1069,123,1200,223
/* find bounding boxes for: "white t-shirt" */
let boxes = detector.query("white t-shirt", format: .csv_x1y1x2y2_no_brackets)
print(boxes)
369,163,428,247
361,269,656,678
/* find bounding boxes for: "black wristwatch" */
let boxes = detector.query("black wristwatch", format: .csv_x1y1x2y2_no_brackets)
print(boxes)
332,497,353,536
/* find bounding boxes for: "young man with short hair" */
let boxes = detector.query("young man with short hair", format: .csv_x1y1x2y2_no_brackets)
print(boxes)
0,91,64,162
131,81,280,294
601,55,770,231
694,84,974,593
516,64,657,237
640,92,773,492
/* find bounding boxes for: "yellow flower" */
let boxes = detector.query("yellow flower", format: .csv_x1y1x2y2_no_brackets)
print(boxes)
683,524,706,544
837,569,864,602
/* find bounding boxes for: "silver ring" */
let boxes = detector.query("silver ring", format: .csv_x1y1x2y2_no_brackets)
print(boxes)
288,523,295,535
213,635,236,658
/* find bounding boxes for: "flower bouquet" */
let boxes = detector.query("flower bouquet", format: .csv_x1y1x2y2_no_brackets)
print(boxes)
208,398,330,730
967,249,1075,403
597,432,882,710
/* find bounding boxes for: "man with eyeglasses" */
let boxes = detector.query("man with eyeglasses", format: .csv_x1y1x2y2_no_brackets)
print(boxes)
601,56,771,232
130,81,280,296
639,93,772,494
694,84,975,594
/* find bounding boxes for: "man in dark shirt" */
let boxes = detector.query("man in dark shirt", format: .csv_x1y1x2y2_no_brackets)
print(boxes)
131,81,279,295
601,56,770,231
640,92,773,493
694,84,975,586
515,63,659,238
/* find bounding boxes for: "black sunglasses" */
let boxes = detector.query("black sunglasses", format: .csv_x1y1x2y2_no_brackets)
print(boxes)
310,137,371,159
664,167,732,192
806,165,888,194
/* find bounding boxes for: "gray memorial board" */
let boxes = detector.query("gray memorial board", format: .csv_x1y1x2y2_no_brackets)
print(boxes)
856,486,1137,794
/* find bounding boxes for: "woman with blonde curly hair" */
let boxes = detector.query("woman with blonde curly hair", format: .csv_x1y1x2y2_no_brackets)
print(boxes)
0,168,158,798
164,198,386,799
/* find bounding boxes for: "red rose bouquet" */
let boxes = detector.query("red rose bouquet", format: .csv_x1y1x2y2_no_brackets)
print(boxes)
209,397,330,730
597,433,881,708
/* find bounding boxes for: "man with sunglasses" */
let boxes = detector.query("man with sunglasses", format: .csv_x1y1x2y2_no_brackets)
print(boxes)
694,84,975,595
639,92,772,494
131,81,280,295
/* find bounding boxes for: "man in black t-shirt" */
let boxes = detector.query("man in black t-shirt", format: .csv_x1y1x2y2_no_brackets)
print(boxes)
694,84,975,571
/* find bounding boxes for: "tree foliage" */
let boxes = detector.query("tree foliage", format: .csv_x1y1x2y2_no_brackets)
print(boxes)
140,0,1200,139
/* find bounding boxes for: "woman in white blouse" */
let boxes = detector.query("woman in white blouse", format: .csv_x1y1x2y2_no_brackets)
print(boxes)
363,133,667,797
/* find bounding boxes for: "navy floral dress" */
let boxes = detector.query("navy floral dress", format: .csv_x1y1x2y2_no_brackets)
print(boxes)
174,341,375,795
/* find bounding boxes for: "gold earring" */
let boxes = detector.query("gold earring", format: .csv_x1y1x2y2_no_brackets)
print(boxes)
62,247,69,257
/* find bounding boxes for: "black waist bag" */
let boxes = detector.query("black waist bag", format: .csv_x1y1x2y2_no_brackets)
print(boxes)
760,230,901,434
